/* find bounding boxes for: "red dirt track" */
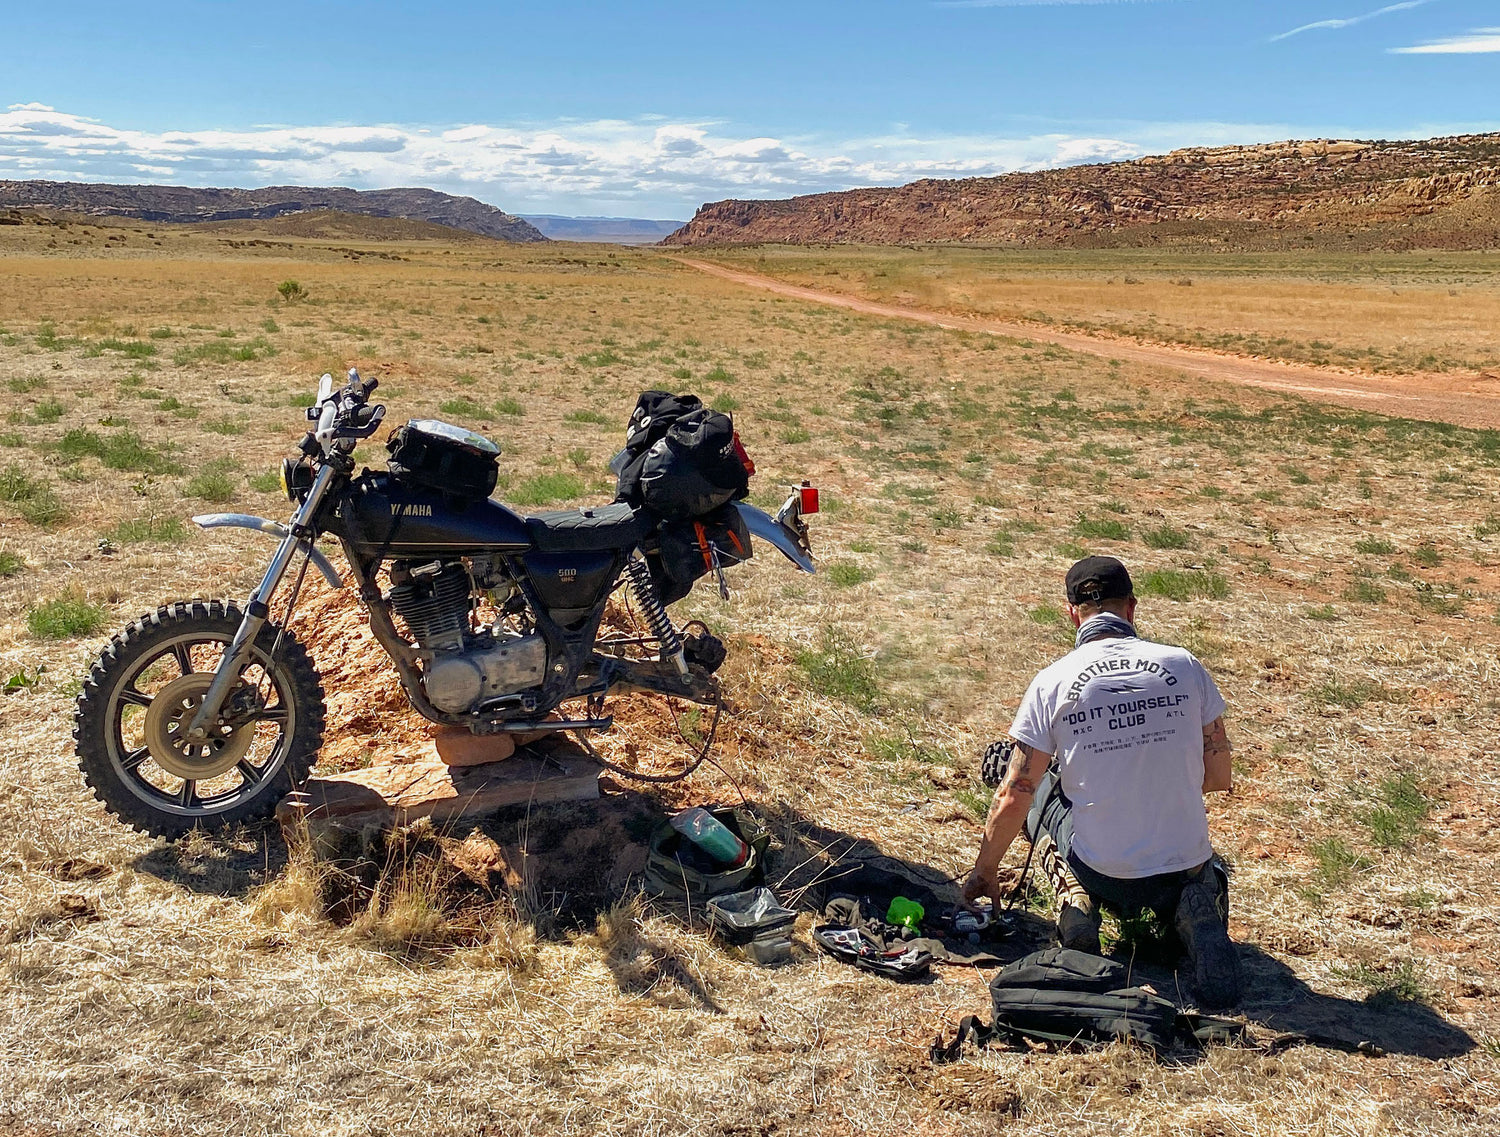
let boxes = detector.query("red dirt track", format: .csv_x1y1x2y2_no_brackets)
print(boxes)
677,257,1500,431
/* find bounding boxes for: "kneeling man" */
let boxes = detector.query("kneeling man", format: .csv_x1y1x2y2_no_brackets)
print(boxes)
963,556,1240,1008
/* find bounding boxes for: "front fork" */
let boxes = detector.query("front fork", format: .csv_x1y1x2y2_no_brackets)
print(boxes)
183,463,340,743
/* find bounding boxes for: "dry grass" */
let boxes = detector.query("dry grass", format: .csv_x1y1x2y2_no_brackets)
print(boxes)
0,216,1496,1135
700,244,1500,376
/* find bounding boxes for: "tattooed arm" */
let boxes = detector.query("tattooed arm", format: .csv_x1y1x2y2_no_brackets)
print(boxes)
961,741,1052,909
1202,716,1232,793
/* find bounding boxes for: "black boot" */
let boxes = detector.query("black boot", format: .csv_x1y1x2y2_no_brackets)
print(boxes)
1057,899,1102,955
1173,864,1240,1009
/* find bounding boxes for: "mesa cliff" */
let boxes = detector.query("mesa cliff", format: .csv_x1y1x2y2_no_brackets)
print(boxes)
0,181,547,242
663,135,1500,250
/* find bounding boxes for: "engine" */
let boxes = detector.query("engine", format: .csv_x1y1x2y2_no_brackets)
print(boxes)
388,560,547,714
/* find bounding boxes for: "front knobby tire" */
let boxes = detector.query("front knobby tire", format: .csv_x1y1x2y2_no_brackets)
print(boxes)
73,600,326,839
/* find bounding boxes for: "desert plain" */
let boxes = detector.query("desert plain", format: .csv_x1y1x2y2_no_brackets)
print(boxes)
0,212,1497,1135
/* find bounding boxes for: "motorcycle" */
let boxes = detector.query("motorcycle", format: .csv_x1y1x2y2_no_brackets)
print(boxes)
73,370,817,837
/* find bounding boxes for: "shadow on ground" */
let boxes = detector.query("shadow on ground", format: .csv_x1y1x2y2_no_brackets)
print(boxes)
134,789,1474,1059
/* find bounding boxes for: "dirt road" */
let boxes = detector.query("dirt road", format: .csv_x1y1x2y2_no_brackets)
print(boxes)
676,257,1500,431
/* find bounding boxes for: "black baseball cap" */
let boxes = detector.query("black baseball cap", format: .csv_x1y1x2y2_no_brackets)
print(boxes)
1066,556,1134,604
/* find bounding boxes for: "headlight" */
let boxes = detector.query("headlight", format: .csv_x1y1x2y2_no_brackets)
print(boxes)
280,457,314,502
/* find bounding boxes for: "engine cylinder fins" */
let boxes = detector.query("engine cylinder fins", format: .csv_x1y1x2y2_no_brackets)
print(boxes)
389,562,471,652
623,557,689,677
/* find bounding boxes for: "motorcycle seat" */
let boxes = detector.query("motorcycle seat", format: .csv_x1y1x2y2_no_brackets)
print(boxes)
524,503,650,553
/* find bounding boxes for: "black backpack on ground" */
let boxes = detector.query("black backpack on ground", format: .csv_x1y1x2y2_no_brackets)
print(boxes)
931,948,1245,1061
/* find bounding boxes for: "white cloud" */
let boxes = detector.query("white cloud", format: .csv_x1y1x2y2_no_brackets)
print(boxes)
1392,26,1500,52
0,104,1163,215
1271,0,1431,42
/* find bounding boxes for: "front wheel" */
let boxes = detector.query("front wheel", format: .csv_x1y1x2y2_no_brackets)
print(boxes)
74,600,326,838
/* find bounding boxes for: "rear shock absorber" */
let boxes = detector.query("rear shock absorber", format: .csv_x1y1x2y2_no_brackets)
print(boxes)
623,557,689,677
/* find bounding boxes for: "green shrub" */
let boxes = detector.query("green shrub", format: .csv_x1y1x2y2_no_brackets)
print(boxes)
1343,578,1387,604
186,459,238,503
1142,525,1191,550
6,376,46,393
564,409,610,425
149,326,174,339
826,562,874,587
1137,569,1229,601
109,516,188,545
795,628,880,710
495,397,525,417
1362,771,1431,849
288,392,316,408
0,550,25,577
247,470,282,494
1308,676,1397,708
1073,514,1130,541
173,336,276,365
31,398,66,424
203,417,245,436
1354,536,1396,555
277,280,306,303
1332,958,1429,1007
576,349,622,368
704,365,733,384
1310,836,1369,888
54,429,180,473
28,591,106,639
97,338,156,359
439,397,487,419
711,393,740,412
510,472,585,506
0,465,67,526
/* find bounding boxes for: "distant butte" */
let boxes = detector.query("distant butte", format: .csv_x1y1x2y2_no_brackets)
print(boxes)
0,181,547,243
662,134,1500,251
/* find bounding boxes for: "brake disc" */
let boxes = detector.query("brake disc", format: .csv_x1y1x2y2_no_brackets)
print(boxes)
142,672,257,780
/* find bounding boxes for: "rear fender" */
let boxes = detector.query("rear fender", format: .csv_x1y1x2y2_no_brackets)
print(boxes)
735,503,815,574
191,513,344,589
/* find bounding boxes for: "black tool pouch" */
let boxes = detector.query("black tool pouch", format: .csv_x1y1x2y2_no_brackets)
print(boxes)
386,419,500,503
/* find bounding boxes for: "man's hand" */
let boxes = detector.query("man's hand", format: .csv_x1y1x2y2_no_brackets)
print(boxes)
961,864,1018,911
964,741,1051,910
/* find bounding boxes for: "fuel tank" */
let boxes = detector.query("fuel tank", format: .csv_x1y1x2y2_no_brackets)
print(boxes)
327,472,531,555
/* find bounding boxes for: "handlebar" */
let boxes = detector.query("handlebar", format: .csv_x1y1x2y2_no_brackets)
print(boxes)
307,368,385,453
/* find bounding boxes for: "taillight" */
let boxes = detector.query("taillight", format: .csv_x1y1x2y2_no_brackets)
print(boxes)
799,482,819,515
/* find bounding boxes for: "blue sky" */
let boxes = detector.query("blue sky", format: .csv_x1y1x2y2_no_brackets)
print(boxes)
1,1,1495,217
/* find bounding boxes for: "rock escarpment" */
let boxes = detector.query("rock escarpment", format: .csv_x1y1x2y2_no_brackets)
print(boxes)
0,181,547,242
663,135,1500,249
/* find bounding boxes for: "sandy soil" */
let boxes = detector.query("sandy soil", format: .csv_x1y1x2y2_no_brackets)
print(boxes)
677,257,1500,430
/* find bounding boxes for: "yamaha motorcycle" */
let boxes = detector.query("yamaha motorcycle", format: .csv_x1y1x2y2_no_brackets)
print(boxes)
73,370,817,837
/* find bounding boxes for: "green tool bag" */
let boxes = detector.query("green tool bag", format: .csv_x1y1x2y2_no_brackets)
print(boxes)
644,808,770,899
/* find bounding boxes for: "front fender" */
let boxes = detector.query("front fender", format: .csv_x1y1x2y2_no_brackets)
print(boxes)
735,504,815,574
191,513,344,589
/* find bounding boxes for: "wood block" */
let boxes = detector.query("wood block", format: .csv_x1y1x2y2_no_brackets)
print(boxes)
278,736,602,837
430,727,516,767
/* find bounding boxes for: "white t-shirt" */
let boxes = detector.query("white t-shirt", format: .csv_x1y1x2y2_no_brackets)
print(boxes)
1010,635,1226,880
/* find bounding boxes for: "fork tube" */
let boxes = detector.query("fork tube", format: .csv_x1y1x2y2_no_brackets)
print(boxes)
185,464,338,738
